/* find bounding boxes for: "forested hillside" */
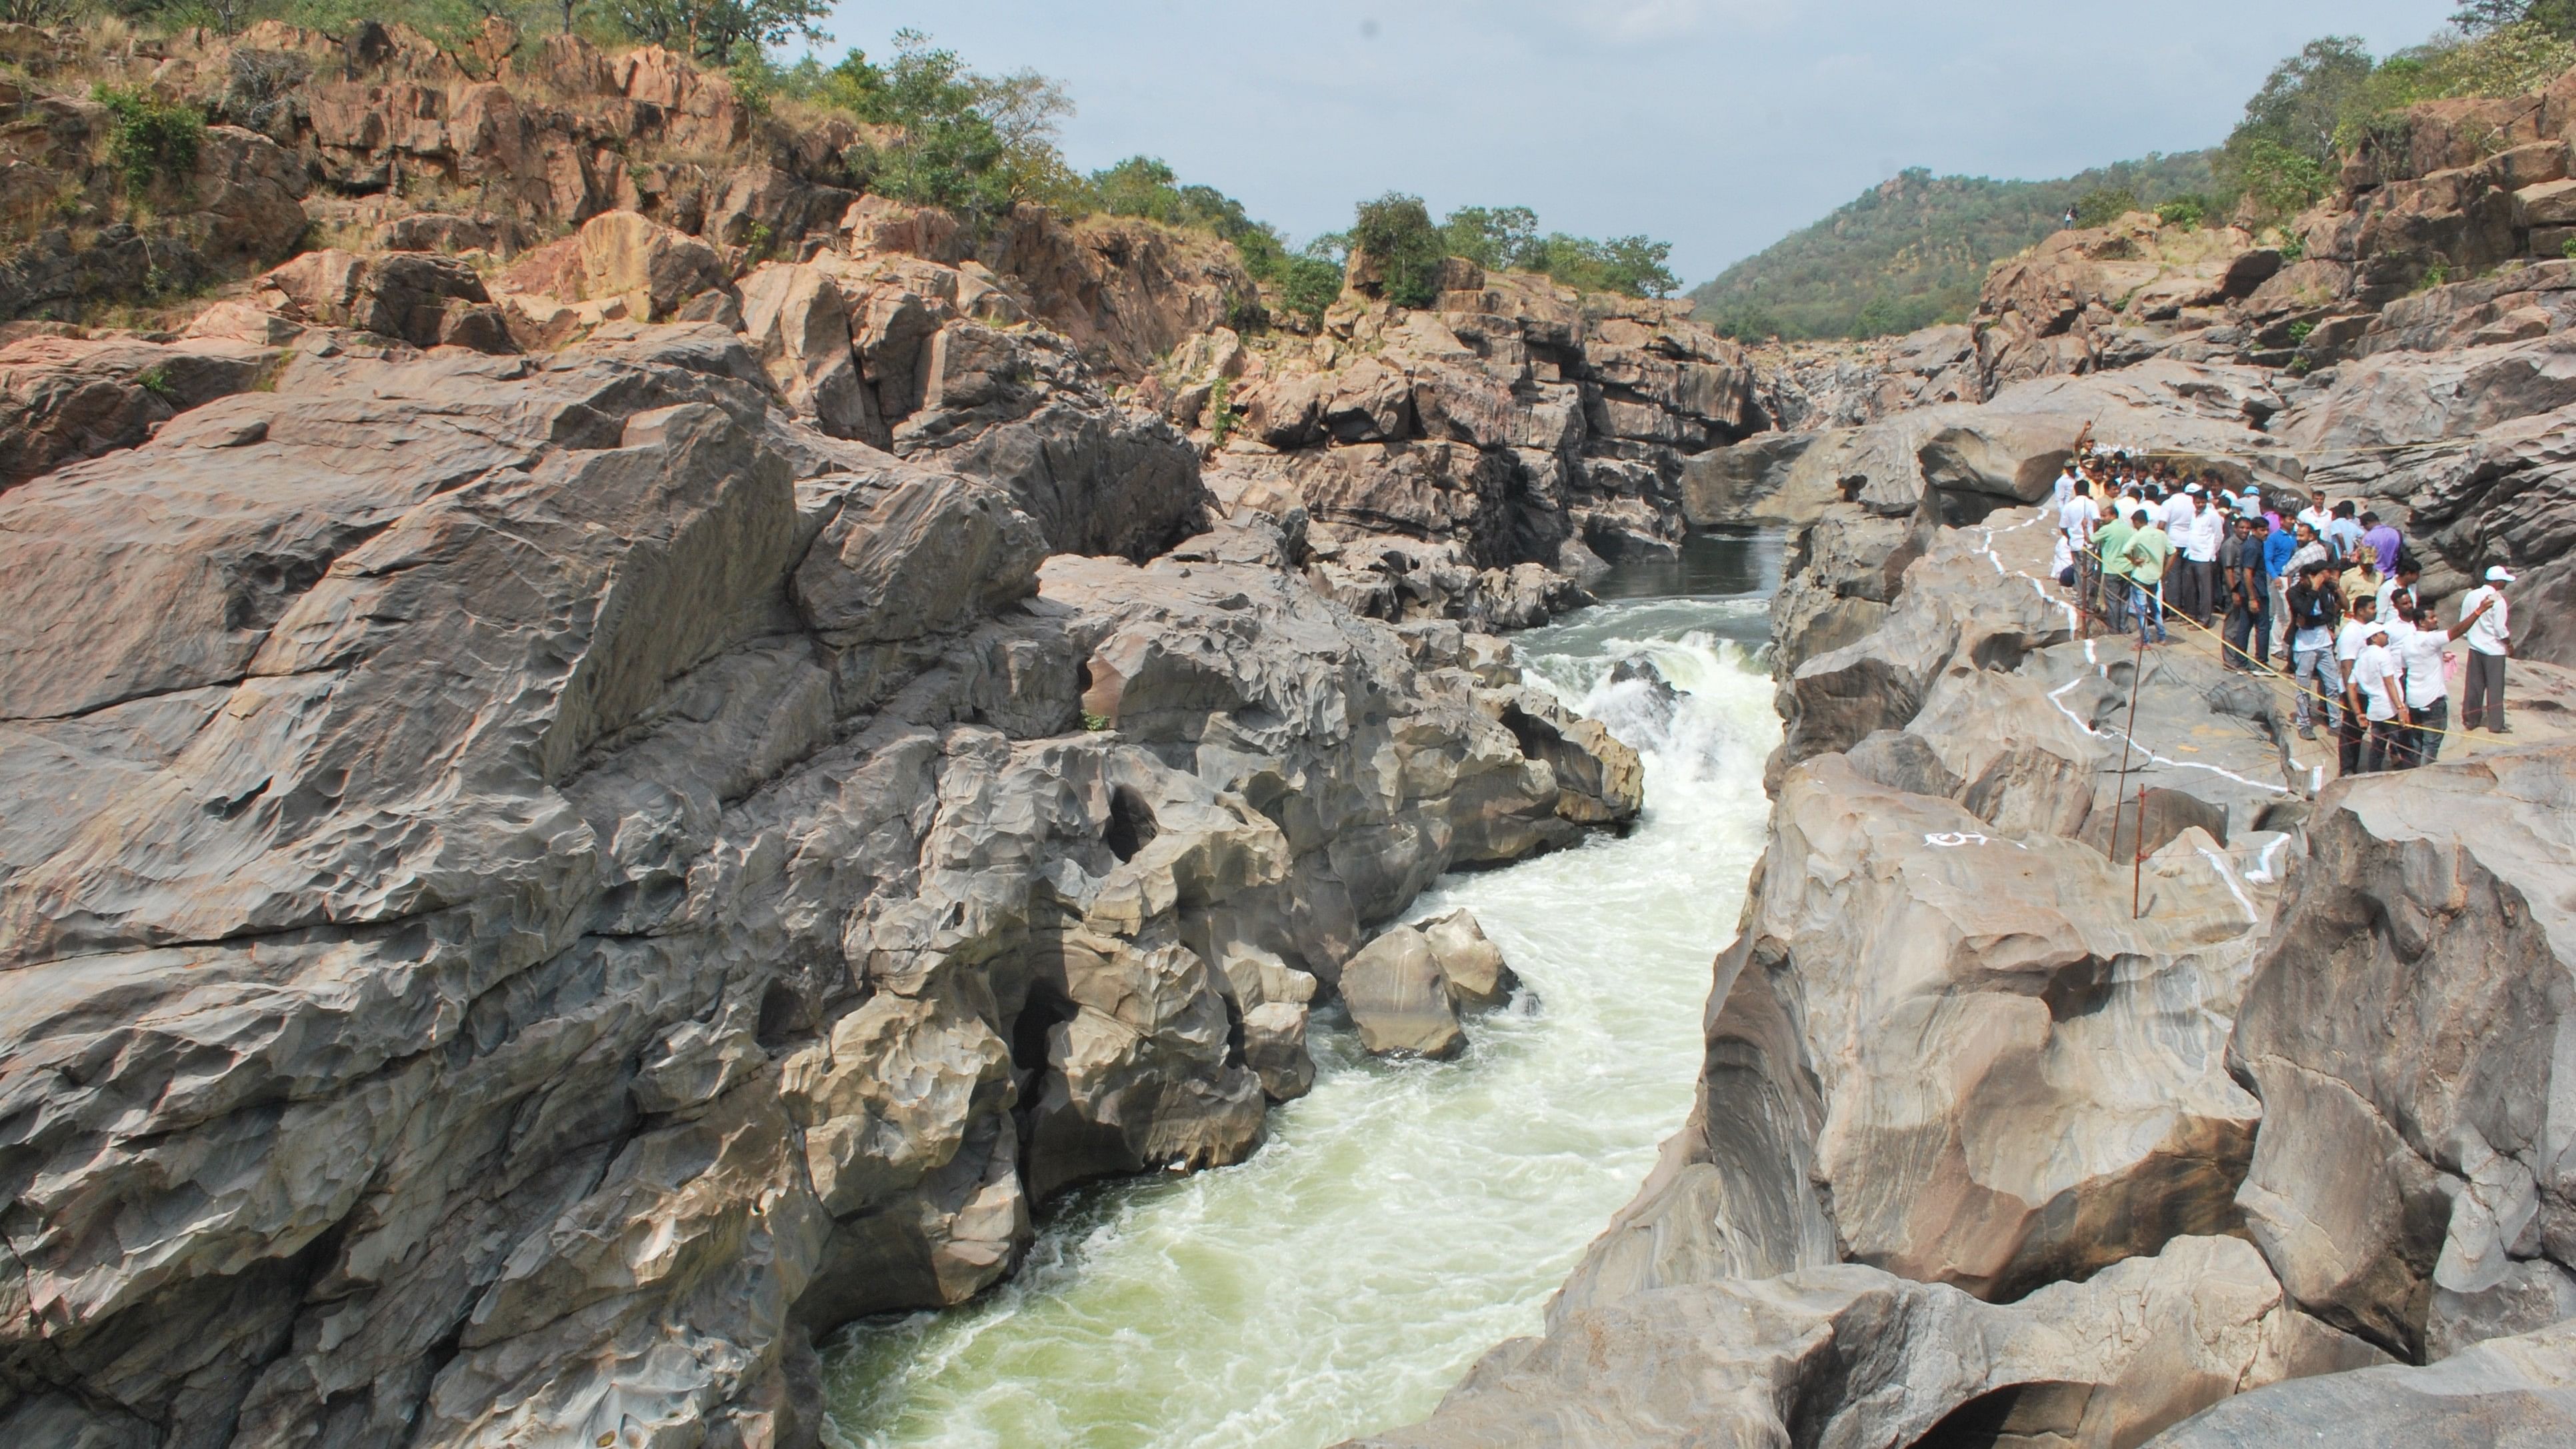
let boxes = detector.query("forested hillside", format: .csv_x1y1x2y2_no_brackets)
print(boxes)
1689,152,2217,341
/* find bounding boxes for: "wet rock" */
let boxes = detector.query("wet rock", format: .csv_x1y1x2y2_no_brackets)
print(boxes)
1242,1002,1316,1101
1341,926,1465,1058
1745,755,2266,1300
1419,907,1520,1009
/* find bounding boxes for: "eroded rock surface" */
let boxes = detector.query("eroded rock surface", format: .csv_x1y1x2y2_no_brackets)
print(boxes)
0,312,1639,1447
2232,746,2576,1362
1356,1237,2378,1449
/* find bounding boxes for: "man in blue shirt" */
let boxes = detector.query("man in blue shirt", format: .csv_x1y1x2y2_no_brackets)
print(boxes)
2325,501,2365,563
2262,513,2299,663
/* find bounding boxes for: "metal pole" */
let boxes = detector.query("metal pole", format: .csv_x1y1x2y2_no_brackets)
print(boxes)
2132,784,2147,920
2110,629,2146,842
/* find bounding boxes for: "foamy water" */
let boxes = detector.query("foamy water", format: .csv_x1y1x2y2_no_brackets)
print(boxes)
823,567,1781,1449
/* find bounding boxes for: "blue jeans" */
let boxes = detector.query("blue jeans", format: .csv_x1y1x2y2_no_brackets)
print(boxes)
2291,647,2342,730
2133,579,2166,643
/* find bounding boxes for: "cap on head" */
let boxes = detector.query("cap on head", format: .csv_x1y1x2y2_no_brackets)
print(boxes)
2488,565,2517,583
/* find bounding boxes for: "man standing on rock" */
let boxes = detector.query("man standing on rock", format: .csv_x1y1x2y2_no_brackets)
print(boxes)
2220,515,2267,671
2395,594,2481,767
2361,511,2403,575
2349,621,2408,774
2325,501,2365,563
2457,567,2514,732
2263,512,2299,662
2059,479,2096,607
2094,502,2136,635
2123,510,2173,646
2377,561,2423,624
2181,490,2224,627
2286,560,2344,740
2334,591,2379,775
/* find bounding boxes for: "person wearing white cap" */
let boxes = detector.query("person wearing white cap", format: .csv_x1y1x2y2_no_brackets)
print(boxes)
2457,566,2514,732
2349,620,2408,773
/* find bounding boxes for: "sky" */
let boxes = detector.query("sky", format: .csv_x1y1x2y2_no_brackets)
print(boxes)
814,1,2463,287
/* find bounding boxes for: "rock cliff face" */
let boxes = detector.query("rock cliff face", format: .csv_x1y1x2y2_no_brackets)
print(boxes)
1178,267,1767,630
0,67,1649,1438
0,19,1252,383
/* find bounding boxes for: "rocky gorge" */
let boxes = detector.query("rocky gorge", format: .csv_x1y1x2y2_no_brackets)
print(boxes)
6,14,2576,1449
1350,61,2576,1447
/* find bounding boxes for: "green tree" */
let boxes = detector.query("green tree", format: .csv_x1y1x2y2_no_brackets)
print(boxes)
1272,250,1346,327
2222,137,2335,221
779,33,1073,227
2231,35,2376,167
2072,186,2141,227
2455,0,2576,39
1439,205,1539,270
598,0,829,66
2155,195,2209,228
1351,193,1443,307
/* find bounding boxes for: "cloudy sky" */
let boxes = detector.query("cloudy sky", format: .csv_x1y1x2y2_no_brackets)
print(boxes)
816,1,2460,286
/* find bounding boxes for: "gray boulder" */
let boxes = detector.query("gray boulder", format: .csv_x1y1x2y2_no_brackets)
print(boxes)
2144,1318,2576,1448
1341,926,1465,1058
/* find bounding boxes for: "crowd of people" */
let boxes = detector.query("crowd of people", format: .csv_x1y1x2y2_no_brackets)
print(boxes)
2048,446,2517,778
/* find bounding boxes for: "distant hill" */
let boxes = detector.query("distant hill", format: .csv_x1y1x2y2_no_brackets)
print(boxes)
1691,152,2220,341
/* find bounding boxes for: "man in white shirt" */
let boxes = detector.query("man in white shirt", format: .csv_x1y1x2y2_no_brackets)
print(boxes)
2162,485,2197,536
2297,498,2333,539
2377,563,2423,623
2179,493,2224,625
2051,464,2081,509
2333,592,2379,775
2456,566,2513,731
2349,623,2407,773
2394,595,2479,766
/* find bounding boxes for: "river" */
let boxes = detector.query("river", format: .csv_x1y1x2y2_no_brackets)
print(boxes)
823,531,1785,1449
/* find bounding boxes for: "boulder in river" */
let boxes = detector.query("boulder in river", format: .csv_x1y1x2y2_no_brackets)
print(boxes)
1343,908,1523,1057
1419,907,1521,1010
1341,926,1467,1058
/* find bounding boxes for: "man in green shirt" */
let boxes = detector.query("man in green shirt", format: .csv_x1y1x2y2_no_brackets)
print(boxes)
2093,506,2136,635
2123,509,2171,645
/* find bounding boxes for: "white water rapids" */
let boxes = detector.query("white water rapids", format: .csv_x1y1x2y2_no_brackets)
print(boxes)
824,537,1784,1449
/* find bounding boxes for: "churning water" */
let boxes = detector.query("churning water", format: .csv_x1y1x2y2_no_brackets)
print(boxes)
823,532,1785,1449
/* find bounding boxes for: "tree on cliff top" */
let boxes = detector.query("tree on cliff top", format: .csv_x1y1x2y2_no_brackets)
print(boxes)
1443,206,1679,298
1352,193,1446,307
2454,0,2576,39
2215,21,2576,219
595,0,829,65
742,31,1073,227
